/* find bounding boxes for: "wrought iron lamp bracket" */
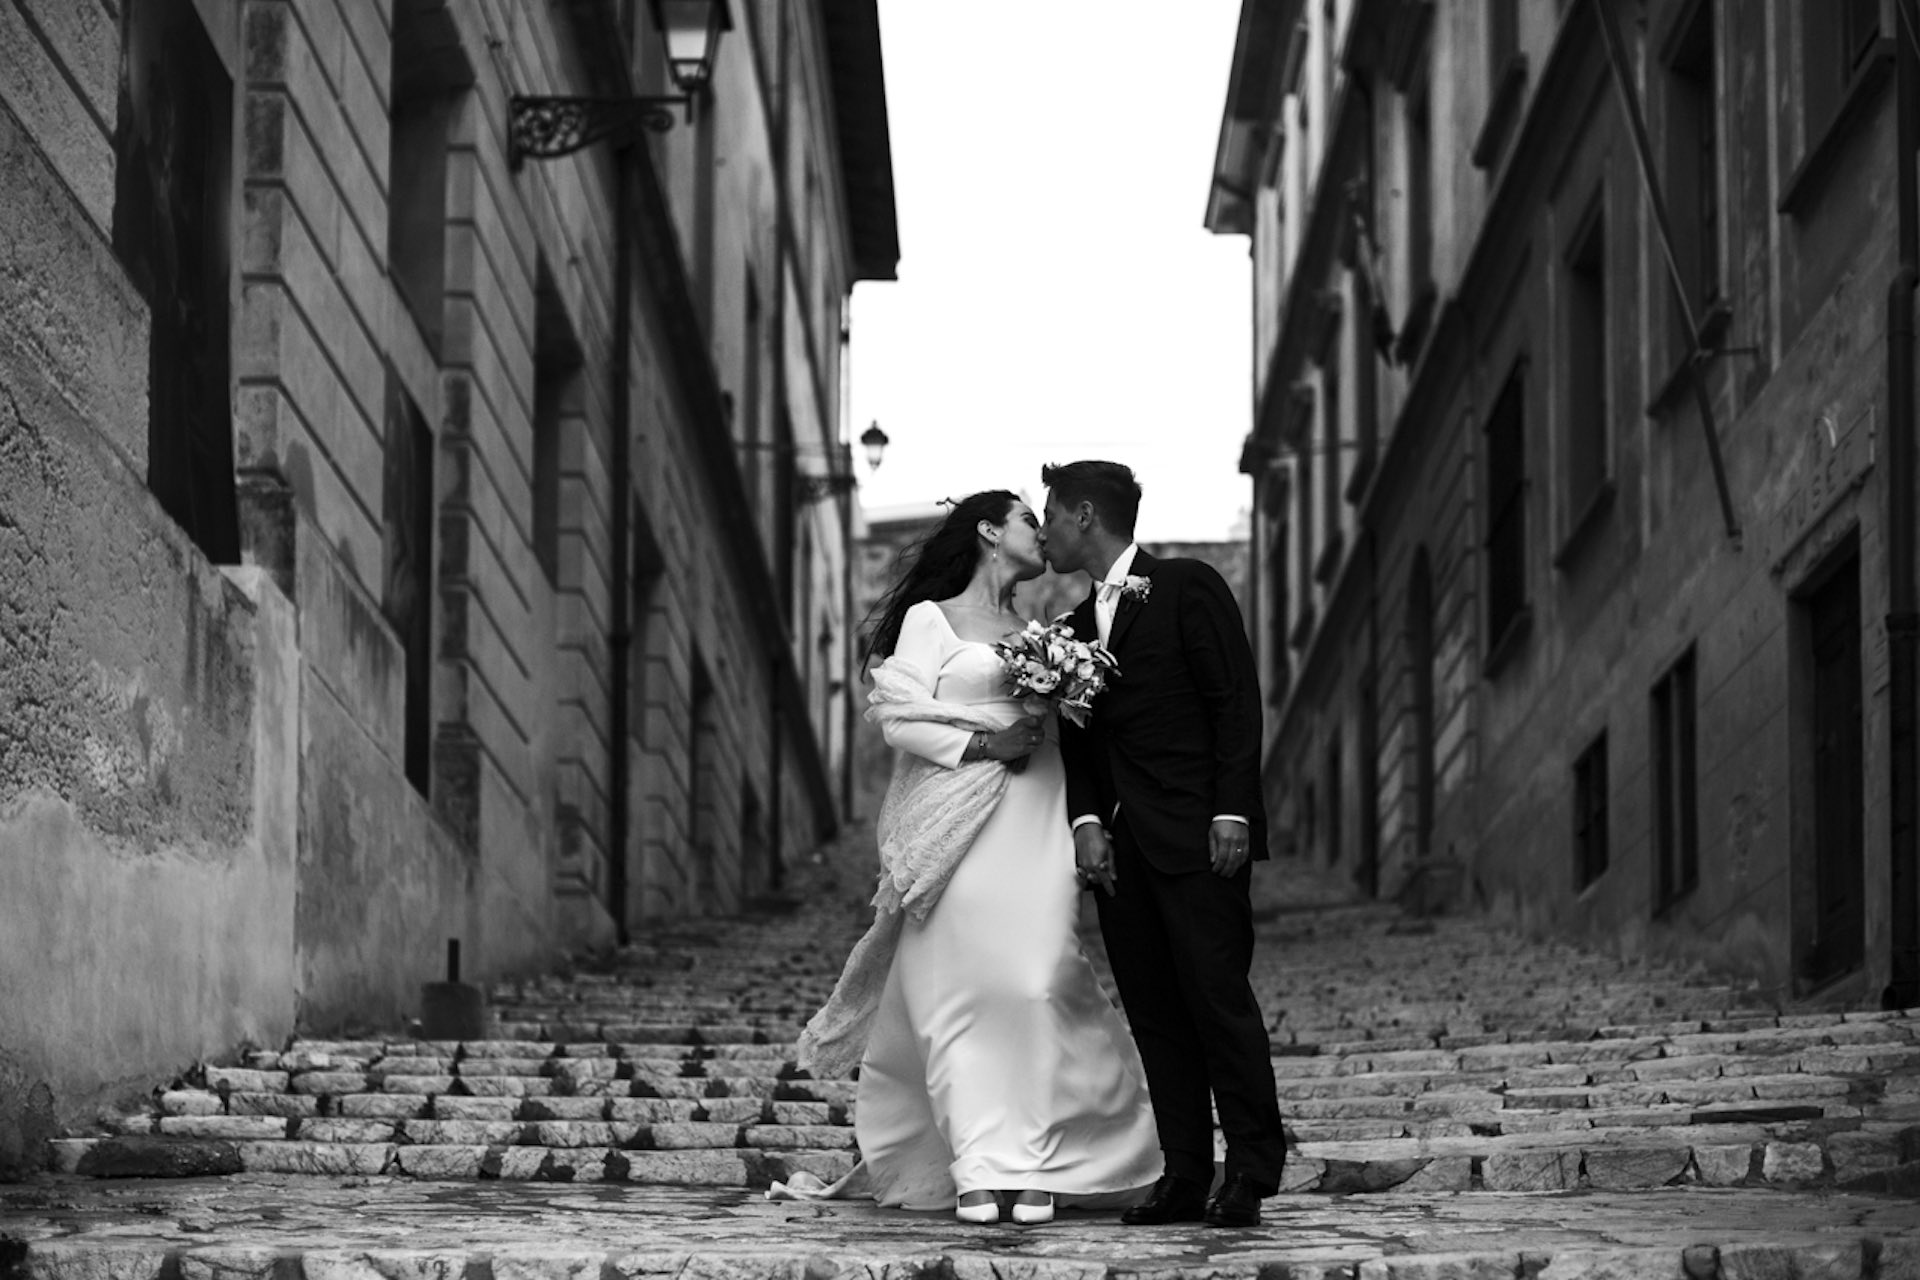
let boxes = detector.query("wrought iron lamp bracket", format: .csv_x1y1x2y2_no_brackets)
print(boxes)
509,95,691,168
797,474,856,503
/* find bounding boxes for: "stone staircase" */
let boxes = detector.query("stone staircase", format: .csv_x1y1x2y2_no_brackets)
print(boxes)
12,838,1920,1280
46,887,1920,1201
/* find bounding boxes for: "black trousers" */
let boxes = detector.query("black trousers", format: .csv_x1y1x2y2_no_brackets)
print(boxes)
1094,817,1287,1191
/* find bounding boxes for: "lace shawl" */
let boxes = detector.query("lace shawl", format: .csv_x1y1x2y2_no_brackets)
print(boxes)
794,654,1018,1077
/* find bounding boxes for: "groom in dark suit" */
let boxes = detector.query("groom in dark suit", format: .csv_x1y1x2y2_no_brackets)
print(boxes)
1041,460,1287,1228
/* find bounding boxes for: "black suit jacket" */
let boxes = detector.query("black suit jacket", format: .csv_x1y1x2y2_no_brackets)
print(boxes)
1058,550,1269,874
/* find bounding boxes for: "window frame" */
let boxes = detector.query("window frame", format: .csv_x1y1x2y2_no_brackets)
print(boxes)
1652,647,1701,914
1779,0,1892,214
1483,359,1533,674
1554,190,1615,567
1574,730,1611,892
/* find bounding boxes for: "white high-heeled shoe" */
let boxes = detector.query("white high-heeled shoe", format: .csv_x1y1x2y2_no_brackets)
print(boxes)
956,1192,999,1224
1010,1192,1054,1225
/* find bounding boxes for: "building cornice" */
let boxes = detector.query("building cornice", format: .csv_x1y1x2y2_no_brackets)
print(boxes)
820,0,900,282
1206,0,1306,235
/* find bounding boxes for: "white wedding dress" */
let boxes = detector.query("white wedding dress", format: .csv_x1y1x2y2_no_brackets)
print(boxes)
853,601,1162,1208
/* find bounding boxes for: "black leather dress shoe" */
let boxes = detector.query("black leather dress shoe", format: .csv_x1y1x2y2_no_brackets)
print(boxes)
1120,1174,1209,1225
1204,1173,1267,1227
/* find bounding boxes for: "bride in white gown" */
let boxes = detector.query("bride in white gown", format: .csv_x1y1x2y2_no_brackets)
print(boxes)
793,490,1160,1224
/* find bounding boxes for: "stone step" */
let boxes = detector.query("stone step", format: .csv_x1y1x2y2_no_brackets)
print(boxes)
1276,1120,1919,1193
45,1136,859,1185
55,1113,1916,1197
152,1082,858,1121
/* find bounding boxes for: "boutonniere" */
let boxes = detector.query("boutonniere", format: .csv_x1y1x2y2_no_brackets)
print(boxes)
1120,575,1152,603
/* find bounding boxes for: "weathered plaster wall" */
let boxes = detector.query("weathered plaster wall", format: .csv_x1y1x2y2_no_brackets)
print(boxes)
0,99,298,1159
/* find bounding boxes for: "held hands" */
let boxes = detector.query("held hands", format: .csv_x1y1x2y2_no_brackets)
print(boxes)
1074,824,1118,897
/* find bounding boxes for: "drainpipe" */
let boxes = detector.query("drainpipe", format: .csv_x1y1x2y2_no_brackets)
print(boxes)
608,151,636,944
1884,0,1919,1009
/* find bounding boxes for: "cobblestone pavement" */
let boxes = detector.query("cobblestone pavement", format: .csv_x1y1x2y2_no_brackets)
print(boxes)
7,822,1920,1279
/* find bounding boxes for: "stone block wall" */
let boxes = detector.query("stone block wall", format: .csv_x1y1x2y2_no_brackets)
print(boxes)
0,0,888,1168
1230,0,1908,994
0,85,299,1143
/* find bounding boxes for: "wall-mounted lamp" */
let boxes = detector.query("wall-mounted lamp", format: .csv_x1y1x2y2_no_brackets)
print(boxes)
509,0,731,168
858,421,890,472
738,423,888,503
796,422,889,502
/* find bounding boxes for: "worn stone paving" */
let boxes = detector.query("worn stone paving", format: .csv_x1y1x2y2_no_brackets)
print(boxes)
8,1177,1920,1279
7,826,1920,1278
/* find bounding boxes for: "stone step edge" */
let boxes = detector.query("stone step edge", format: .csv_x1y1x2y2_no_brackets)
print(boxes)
43,1133,1914,1193
258,1010,1920,1062
47,1139,857,1184
13,1230,1919,1280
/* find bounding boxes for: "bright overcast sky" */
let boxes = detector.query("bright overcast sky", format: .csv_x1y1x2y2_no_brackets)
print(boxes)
846,1,1254,543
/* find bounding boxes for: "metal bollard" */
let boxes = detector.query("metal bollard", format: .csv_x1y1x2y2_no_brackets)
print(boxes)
419,938,486,1040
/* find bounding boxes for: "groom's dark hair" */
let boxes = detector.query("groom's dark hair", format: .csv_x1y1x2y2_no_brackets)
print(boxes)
1041,461,1141,537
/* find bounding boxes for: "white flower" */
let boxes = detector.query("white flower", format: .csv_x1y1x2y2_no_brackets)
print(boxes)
1121,575,1152,603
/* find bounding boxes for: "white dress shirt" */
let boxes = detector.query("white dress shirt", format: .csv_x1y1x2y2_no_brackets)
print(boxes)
1093,543,1137,647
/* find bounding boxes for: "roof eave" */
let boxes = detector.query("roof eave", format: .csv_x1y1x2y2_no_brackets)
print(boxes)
1204,0,1304,235
823,0,900,282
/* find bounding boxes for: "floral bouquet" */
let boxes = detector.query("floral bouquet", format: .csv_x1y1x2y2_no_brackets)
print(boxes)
992,618,1120,729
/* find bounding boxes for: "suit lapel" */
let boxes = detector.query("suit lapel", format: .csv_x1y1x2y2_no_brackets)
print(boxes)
1105,550,1157,655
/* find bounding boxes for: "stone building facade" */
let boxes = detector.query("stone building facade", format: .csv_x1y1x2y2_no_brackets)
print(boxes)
1208,0,1917,1002
0,0,895,1141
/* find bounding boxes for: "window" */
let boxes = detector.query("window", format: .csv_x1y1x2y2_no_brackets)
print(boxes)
1804,0,1881,144
1352,88,1381,492
1652,649,1699,911
1562,203,1609,533
1317,342,1344,580
1663,1,1720,365
389,0,471,355
1489,0,1519,75
1297,435,1313,640
1484,364,1529,659
775,408,797,623
693,91,720,331
380,372,434,795
532,262,584,591
1321,0,1340,122
1574,731,1610,890
742,271,763,501
1397,66,1437,364
1266,488,1292,701
1471,0,1526,169
1325,730,1344,867
111,0,240,564
688,659,719,912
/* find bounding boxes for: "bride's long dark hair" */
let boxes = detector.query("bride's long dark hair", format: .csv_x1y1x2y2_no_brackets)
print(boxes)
862,489,1021,670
